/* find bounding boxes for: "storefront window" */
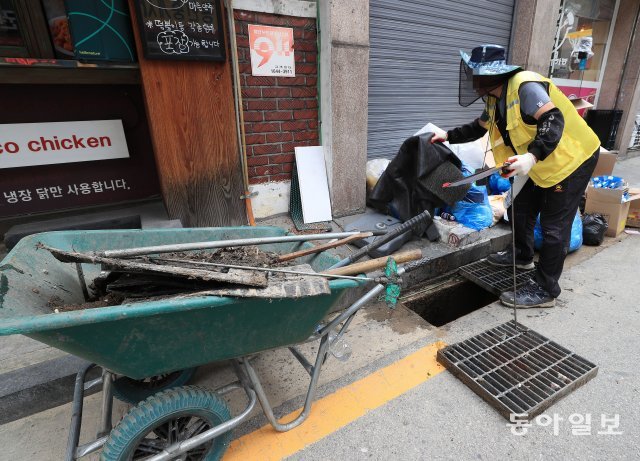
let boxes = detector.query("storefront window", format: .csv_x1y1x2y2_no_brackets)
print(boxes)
550,0,616,84
0,1,24,48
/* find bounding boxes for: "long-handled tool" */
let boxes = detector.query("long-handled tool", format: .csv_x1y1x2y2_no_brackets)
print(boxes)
328,210,432,270
277,233,370,263
324,249,422,276
442,162,513,188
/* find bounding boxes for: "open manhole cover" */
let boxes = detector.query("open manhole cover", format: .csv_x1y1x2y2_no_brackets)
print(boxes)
437,321,598,420
459,259,535,295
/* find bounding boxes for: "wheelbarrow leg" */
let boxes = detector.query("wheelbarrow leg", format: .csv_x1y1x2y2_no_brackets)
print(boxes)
65,365,114,460
97,369,114,438
65,364,96,461
242,334,331,432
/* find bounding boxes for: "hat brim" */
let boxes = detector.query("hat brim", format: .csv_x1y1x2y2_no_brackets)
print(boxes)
460,50,522,76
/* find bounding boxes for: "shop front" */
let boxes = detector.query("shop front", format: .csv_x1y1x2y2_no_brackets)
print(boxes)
0,0,248,240
549,0,618,106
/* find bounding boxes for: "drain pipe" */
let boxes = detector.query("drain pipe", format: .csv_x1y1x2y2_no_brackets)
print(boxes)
226,0,255,225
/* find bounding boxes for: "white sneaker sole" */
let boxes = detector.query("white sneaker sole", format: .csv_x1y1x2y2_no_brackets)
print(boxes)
487,259,535,270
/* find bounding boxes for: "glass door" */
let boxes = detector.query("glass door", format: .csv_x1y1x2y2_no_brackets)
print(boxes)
549,0,619,105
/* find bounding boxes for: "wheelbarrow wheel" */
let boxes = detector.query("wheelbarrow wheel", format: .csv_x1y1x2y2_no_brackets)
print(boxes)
101,386,232,461
112,367,197,404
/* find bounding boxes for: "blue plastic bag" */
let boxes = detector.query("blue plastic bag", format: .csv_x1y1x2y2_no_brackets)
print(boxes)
449,186,494,231
488,172,511,194
534,212,583,253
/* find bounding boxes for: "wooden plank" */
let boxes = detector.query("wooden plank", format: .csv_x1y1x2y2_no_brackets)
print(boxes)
41,245,268,287
127,0,246,227
171,265,331,299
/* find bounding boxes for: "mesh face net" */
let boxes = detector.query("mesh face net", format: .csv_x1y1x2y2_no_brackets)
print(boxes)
459,60,510,107
459,60,481,107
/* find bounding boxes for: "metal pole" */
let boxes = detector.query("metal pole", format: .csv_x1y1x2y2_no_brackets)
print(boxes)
97,370,114,438
75,263,90,302
65,364,95,461
101,231,378,258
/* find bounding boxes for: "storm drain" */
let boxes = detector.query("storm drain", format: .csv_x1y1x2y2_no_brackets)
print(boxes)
459,259,535,295
437,321,598,420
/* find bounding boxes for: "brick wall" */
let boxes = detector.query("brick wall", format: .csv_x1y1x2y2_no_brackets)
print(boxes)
234,10,319,185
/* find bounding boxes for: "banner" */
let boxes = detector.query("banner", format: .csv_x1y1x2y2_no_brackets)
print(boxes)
0,120,129,169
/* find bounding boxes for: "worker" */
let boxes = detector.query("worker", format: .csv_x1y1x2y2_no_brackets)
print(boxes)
432,45,600,308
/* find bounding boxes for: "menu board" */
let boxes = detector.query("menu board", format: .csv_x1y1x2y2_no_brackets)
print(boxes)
133,0,226,61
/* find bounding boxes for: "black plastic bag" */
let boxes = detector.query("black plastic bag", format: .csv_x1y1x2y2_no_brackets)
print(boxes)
582,213,608,246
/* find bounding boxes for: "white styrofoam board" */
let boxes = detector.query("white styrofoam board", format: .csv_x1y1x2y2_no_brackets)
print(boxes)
294,146,332,223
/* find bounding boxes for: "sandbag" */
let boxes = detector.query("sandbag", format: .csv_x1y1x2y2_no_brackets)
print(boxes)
582,213,608,246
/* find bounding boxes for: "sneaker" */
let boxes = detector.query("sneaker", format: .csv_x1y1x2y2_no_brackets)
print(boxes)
487,250,535,270
500,279,555,308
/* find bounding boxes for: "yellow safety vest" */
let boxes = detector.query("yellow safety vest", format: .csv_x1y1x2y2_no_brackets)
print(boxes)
485,71,600,188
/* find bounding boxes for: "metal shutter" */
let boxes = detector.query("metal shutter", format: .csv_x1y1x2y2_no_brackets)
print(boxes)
368,0,515,159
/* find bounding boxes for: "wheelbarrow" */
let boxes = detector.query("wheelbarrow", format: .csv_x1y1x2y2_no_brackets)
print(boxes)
0,226,430,460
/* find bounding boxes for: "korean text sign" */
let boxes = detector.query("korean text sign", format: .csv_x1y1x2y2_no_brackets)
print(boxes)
0,120,129,169
248,25,295,77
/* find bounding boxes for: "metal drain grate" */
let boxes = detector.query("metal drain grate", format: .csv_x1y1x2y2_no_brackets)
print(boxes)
459,259,535,295
437,321,598,420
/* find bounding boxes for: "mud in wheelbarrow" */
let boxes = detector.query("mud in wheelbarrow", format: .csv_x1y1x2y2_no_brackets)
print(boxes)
0,226,361,378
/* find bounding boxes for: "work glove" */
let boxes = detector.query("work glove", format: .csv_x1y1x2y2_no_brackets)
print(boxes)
502,153,537,178
430,133,447,143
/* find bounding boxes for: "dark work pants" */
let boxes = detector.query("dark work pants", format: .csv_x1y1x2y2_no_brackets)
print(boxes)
508,149,599,298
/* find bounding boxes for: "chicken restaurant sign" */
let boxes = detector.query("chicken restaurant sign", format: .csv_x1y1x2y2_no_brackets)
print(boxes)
0,120,129,169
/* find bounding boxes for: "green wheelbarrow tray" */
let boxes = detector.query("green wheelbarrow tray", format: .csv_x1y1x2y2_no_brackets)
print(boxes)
0,226,364,379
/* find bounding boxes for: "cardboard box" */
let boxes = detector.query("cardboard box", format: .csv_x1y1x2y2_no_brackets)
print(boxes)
627,187,640,228
65,0,136,62
571,98,594,111
592,150,617,178
585,185,640,237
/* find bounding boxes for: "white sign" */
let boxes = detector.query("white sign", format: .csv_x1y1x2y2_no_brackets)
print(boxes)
248,24,296,77
295,146,332,223
0,120,129,169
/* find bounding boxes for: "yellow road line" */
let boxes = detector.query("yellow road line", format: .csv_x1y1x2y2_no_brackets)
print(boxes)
224,341,447,461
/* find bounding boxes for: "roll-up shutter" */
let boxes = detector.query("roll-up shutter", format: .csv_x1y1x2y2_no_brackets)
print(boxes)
368,0,515,159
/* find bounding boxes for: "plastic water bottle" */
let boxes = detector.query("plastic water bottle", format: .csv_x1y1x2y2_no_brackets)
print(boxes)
328,332,352,362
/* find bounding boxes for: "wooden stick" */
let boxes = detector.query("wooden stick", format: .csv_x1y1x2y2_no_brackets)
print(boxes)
277,232,371,262
324,249,423,276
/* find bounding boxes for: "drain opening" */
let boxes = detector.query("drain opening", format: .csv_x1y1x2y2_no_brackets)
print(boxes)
402,277,498,327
